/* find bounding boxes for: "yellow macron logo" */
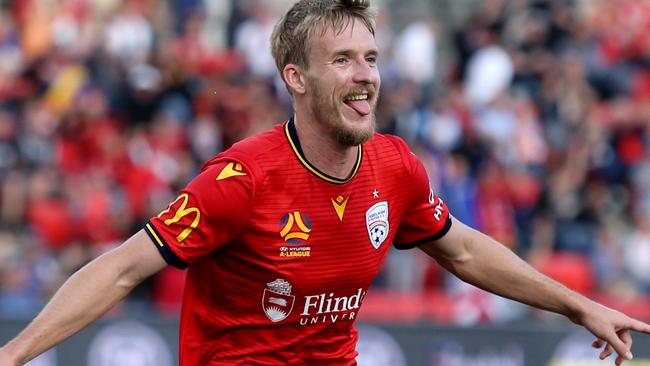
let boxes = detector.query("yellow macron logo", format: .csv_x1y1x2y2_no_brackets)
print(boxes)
216,162,247,180
331,195,349,221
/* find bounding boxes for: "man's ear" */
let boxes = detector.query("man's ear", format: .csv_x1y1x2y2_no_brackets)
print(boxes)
283,64,306,95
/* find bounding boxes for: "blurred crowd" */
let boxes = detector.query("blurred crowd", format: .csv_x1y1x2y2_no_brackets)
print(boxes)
0,0,649,323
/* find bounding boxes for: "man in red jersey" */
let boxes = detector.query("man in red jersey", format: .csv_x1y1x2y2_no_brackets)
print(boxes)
1,0,649,365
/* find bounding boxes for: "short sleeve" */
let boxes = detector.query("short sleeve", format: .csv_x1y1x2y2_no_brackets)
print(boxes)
394,154,452,250
144,159,255,268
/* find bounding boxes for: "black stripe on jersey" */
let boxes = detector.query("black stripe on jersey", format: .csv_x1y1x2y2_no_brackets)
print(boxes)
284,118,362,185
144,221,189,269
393,216,453,250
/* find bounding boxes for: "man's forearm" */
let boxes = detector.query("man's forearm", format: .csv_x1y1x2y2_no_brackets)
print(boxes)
3,234,158,365
4,251,136,364
422,219,650,365
433,227,589,322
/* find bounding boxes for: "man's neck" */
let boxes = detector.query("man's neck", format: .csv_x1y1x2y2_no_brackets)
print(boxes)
293,114,359,180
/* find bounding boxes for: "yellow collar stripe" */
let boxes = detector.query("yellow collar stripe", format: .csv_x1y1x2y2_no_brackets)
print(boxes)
284,121,362,185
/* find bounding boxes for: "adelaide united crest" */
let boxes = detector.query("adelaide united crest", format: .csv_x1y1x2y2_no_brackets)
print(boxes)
262,279,295,322
366,201,389,249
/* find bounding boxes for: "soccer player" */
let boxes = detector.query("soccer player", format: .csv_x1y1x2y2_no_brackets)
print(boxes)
1,0,649,365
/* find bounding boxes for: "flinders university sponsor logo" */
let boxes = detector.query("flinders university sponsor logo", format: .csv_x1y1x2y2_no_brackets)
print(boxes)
366,201,389,249
278,211,312,257
262,279,367,325
262,279,295,322
300,288,366,326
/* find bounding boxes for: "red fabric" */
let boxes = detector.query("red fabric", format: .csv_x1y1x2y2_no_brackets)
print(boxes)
152,267,186,316
617,130,645,165
359,290,454,323
477,165,515,248
55,136,86,174
507,170,541,208
121,164,157,218
146,123,452,365
594,0,650,64
79,187,120,242
392,136,451,246
27,199,77,249
632,71,650,100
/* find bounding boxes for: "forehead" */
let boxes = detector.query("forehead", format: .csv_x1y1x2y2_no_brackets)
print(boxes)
309,18,377,58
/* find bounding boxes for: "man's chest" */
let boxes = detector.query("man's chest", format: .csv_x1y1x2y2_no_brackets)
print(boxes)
228,179,408,289
212,181,404,325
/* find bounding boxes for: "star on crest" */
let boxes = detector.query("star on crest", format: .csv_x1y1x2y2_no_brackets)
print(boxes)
372,189,379,199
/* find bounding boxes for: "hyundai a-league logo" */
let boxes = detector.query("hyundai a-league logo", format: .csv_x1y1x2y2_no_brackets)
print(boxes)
262,279,295,322
279,211,312,244
366,201,389,249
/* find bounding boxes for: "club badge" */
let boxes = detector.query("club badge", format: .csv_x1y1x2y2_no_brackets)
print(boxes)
366,201,389,249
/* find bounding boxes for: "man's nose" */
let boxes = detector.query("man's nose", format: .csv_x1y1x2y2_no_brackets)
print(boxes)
352,59,378,84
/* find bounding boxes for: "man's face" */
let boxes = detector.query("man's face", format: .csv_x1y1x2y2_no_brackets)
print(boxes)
303,18,380,146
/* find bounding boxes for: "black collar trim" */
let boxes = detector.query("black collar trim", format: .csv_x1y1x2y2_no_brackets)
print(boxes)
284,118,362,185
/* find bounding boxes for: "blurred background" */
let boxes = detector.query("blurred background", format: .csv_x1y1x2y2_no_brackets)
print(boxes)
0,0,649,364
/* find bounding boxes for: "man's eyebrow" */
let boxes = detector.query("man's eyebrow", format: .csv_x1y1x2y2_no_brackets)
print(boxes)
330,48,379,56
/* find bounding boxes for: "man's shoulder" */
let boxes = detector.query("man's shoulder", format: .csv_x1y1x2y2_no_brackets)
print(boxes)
366,132,412,157
202,123,288,170
365,132,418,173
230,123,288,158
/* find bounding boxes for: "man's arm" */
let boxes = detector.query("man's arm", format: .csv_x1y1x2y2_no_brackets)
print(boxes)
419,217,650,366
0,230,167,366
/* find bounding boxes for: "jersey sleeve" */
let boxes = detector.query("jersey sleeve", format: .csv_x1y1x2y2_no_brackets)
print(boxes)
144,159,256,268
394,151,452,250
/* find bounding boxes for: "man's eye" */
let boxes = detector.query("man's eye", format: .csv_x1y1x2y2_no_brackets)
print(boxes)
334,57,347,65
366,56,377,65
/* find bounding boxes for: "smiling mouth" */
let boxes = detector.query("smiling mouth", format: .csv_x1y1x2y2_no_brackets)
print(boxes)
343,93,371,116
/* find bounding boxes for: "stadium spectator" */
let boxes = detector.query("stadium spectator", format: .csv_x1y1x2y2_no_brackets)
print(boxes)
1,1,650,365
0,0,648,333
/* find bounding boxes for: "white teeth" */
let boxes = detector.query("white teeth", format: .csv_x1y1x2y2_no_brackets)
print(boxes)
345,94,368,101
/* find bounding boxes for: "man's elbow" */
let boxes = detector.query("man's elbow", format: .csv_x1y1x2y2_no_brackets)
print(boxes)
95,248,148,292
431,235,477,275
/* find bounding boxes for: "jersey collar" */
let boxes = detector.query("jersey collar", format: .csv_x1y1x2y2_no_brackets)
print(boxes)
284,118,363,185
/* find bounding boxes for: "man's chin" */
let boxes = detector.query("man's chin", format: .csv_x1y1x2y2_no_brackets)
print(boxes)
334,118,375,146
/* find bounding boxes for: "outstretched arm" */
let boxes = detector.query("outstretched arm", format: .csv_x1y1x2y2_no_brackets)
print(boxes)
0,230,167,366
419,218,650,365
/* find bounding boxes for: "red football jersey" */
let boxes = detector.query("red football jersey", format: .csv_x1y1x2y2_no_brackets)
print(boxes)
145,120,451,365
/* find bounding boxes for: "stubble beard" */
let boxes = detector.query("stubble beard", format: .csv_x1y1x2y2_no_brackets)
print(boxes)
309,78,377,147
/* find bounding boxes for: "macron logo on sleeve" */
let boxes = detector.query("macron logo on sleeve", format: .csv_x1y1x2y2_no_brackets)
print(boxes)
216,162,247,180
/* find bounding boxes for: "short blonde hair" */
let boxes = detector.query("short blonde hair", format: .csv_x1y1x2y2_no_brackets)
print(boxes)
271,0,376,83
